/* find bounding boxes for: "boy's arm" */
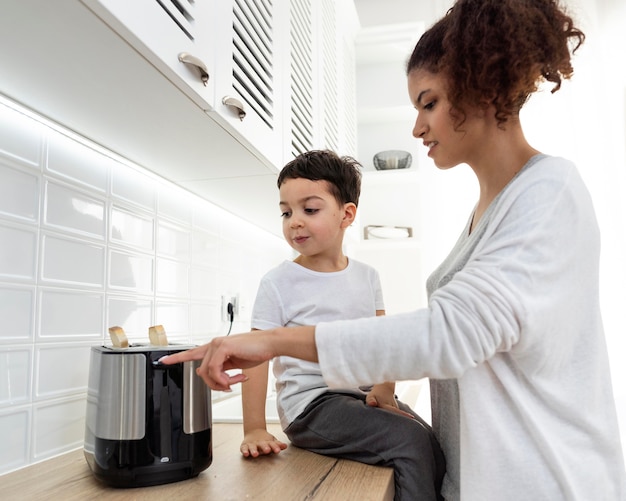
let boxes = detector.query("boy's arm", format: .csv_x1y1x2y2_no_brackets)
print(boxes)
241,333,287,458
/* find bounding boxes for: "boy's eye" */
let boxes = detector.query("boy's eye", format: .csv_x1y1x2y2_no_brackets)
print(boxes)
280,211,291,218
304,208,319,214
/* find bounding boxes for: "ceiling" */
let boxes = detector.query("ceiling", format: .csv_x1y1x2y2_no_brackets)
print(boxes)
354,0,450,29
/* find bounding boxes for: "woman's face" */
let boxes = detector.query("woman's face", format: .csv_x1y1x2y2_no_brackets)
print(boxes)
408,69,485,170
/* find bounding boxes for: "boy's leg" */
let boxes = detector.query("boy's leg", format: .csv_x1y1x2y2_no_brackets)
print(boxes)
285,391,445,501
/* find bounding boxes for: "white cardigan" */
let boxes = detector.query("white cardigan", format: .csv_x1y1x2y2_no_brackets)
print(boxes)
316,155,626,500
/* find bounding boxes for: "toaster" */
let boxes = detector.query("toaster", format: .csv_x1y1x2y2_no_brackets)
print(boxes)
84,344,212,487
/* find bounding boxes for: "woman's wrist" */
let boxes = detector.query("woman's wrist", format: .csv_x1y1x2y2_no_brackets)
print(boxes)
271,325,318,362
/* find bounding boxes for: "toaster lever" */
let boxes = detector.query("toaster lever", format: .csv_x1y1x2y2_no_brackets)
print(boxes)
152,359,177,369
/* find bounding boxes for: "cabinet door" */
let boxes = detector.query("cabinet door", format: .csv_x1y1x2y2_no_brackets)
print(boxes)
210,0,286,170
284,0,358,162
318,0,358,157
287,0,317,159
81,0,215,110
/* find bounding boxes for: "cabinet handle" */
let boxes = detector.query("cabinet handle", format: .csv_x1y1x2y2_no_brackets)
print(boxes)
222,96,246,121
178,52,209,86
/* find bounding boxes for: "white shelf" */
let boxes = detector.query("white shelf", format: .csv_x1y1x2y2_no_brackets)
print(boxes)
353,236,421,250
361,166,419,178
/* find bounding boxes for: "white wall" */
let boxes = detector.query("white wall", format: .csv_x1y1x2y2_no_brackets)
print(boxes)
0,96,292,475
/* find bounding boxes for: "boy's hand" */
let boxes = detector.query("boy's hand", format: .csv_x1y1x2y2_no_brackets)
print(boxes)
366,384,415,419
241,429,288,458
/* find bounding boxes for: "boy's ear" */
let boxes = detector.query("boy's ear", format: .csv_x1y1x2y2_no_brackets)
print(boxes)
341,202,357,228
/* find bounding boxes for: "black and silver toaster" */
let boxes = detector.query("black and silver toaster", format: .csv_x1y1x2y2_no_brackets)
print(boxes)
84,344,212,487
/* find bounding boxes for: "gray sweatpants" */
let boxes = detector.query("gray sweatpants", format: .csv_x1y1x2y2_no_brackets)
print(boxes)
284,391,445,501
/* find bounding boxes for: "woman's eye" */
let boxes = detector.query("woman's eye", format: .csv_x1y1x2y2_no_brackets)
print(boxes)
424,100,436,111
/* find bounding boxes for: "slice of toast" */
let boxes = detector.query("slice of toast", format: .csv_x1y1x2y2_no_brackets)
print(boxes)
148,324,169,346
108,326,129,348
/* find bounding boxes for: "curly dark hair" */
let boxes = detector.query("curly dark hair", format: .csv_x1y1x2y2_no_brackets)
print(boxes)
407,0,585,127
277,150,362,207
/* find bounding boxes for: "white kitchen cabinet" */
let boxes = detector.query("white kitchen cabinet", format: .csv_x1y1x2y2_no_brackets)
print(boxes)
0,0,358,236
317,0,358,157
286,0,317,158
81,0,216,111
209,0,287,169
82,0,286,169
286,0,358,160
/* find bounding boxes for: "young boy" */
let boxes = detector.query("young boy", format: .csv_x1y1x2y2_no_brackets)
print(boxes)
240,150,445,501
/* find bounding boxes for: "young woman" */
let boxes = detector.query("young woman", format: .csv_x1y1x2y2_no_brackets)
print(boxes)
162,1,626,499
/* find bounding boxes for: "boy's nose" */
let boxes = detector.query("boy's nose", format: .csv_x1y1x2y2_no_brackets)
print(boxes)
290,217,303,228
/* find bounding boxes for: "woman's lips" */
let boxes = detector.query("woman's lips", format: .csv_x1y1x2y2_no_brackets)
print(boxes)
426,140,438,157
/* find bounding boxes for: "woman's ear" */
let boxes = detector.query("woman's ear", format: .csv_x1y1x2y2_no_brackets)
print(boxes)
341,202,357,228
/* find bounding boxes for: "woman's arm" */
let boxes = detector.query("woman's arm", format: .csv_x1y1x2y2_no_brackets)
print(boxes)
160,326,317,391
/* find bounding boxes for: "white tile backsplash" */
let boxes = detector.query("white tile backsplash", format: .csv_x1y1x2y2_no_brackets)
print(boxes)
0,223,37,281
156,258,189,297
38,289,104,340
192,229,219,266
32,397,85,460
0,104,42,166
0,159,40,222
40,233,105,287
154,301,190,337
110,160,156,211
34,344,92,398
0,407,31,472
157,221,191,260
43,181,106,239
0,348,32,406
0,286,35,343
45,132,109,192
157,184,193,225
0,96,292,475
108,248,154,292
107,296,153,342
110,205,154,251
192,200,221,234
191,301,221,338
189,266,218,300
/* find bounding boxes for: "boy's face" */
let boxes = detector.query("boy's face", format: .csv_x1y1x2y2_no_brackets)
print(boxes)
279,177,355,258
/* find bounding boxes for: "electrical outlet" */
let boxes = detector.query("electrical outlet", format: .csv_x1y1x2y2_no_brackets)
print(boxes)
221,294,239,322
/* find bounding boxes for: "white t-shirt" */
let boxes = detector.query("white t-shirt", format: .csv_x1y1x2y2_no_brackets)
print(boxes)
315,155,626,500
252,258,384,429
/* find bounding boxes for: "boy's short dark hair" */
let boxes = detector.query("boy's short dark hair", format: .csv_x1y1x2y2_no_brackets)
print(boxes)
277,150,362,207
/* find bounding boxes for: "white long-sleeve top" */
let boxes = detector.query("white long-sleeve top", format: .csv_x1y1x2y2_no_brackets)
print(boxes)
316,155,626,500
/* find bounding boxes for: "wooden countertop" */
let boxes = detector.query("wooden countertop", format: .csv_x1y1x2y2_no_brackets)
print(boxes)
2,424,393,500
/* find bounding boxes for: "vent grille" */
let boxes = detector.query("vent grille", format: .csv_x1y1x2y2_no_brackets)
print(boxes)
340,36,357,155
155,0,197,40
320,0,338,151
232,0,275,130
289,0,315,157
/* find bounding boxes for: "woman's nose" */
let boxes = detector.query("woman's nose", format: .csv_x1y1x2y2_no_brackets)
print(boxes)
412,115,426,138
